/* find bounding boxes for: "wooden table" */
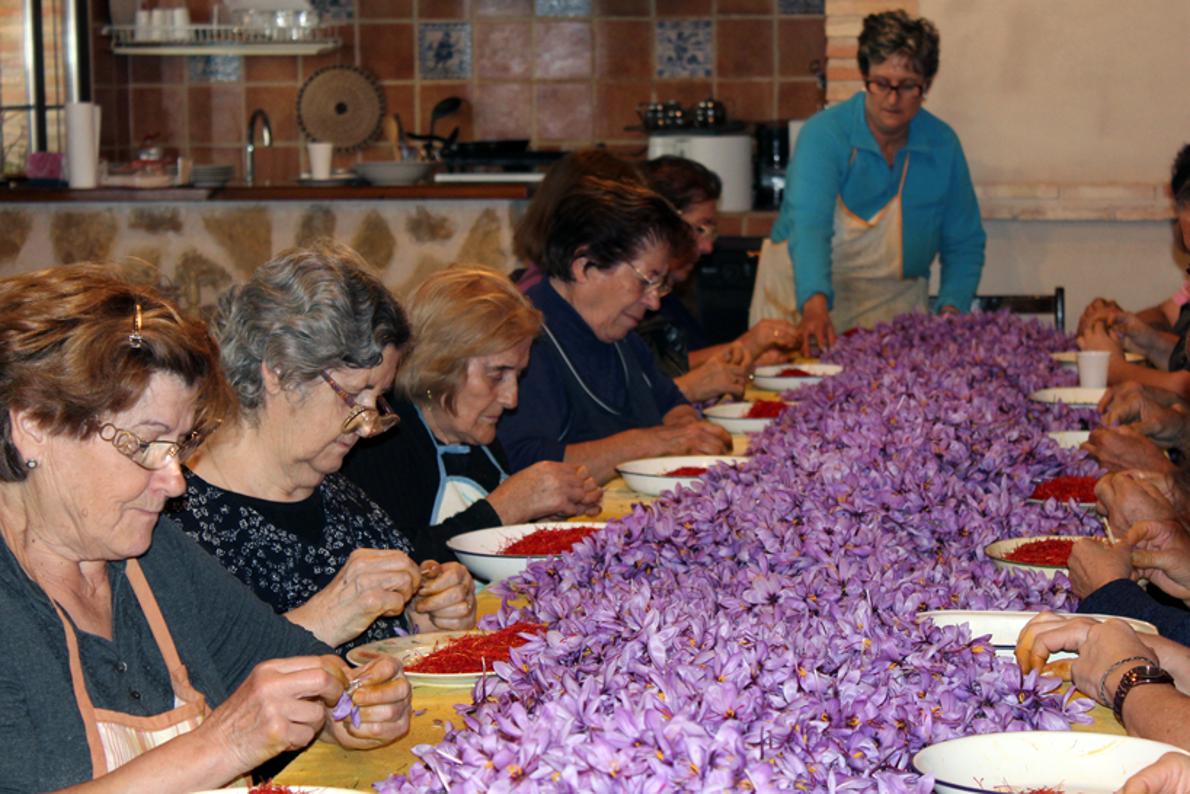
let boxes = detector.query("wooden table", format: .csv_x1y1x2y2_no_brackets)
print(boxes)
276,419,1123,790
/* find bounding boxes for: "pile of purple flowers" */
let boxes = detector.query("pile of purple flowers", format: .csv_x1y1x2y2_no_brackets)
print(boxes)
377,312,1103,792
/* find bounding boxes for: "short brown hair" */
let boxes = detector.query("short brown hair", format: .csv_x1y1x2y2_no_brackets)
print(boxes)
540,176,698,281
396,266,542,412
858,10,940,82
513,149,644,266
0,264,232,482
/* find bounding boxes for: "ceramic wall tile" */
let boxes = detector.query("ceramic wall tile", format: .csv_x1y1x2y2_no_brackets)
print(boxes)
778,0,824,14
187,55,243,83
655,19,712,79
311,0,356,20
534,0,590,17
418,22,472,80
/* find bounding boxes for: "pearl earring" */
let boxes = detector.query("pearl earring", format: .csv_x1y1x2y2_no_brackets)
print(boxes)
25,459,38,470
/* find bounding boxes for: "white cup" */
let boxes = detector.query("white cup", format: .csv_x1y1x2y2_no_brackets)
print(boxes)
307,141,334,180
1077,351,1110,388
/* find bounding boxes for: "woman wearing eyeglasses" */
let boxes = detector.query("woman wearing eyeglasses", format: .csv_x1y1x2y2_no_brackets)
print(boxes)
167,242,476,653
750,9,986,355
497,177,732,485
342,267,602,563
0,265,411,791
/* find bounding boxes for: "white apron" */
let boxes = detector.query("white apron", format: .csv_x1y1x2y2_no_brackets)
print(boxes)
55,558,249,786
418,404,508,524
749,152,926,332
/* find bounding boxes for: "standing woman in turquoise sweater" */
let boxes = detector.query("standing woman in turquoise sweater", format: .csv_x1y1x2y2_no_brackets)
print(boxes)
750,9,986,354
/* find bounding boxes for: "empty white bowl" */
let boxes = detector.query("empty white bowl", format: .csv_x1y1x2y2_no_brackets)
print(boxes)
354,161,435,185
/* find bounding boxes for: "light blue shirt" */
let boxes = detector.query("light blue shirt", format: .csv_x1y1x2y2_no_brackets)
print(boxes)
771,91,986,312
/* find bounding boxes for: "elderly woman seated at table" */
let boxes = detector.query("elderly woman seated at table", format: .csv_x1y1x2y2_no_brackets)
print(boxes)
167,243,476,652
0,265,409,791
342,267,602,562
497,177,732,484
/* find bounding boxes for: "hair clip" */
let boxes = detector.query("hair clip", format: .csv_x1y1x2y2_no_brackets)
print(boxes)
129,303,144,349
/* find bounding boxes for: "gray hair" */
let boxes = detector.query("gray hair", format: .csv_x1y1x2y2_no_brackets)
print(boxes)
857,10,940,82
211,241,410,415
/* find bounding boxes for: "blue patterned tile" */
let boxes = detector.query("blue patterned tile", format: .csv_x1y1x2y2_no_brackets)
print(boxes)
534,0,590,16
655,19,712,79
778,0,824,14
311,0,354,20
418,22,472,80
187,55,242,83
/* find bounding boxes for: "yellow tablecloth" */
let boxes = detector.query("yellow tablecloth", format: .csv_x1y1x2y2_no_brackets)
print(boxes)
276,422,1123,789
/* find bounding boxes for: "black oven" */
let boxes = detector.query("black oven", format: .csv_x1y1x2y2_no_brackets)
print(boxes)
688,235,763,345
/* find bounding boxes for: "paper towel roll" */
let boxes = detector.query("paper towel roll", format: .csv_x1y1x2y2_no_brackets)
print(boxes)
66,102,101,189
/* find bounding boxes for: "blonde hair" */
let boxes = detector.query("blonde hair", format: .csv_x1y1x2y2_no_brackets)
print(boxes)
396,267,542,411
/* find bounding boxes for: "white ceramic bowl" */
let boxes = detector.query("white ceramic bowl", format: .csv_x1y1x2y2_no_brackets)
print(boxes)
446,522,606,583
616,455,746,497
703,400,792,434
346,629,528,688
984,535,1090,579
194,788,362,794
354,161,435,185
913,731,1188,794
752,363,842,392
1029,386,1107,406
1047,430,1091,449
917,609,1158,659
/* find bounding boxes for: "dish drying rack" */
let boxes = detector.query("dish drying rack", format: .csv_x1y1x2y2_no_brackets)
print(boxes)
103,24,340,56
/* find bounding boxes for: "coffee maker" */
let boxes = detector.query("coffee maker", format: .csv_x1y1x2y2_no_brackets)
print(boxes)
753,121,789,211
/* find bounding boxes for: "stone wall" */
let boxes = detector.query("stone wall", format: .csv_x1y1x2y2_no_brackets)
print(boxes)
0,198,524,316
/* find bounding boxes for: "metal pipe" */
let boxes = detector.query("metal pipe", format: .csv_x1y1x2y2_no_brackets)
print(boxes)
245,108,272,185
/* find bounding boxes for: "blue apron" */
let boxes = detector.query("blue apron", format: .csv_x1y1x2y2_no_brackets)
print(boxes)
414,404,509,525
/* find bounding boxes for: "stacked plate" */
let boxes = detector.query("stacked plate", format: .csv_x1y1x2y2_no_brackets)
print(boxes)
190,163,233,187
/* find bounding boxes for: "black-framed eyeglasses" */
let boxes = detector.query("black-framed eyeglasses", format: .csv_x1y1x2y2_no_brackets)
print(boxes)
321,370,399,437
692,222,717,241
625,261,673,298
100,423,203,470
865,78,925,99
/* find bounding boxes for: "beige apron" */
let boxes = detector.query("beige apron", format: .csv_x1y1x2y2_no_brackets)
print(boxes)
54,559,249,786
749,152,927,332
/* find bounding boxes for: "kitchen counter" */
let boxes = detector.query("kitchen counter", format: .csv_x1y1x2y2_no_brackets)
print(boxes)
0,182,533,203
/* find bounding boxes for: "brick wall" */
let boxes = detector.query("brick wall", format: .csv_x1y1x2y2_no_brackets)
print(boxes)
90,0,827,183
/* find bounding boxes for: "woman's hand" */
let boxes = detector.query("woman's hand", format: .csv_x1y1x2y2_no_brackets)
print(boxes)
743,318,800,360
1096,470,1180,532
1100,383,1190,448
1067,537,1134,598
1078,319,1123,357
648,418,732,457
320,654,411,749
287,549,421,647
196,655,346,776
1083,427,1175,474
1077,297,1123,337
409,561,476,632
1128,519,1190,603
675,354,751,402
797,294,836,357
486,461,602,524
1122,752,1190,794
1016,613,1157,706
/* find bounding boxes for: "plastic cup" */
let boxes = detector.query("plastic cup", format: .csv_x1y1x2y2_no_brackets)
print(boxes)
1077,351,1110,388
308,141,334,180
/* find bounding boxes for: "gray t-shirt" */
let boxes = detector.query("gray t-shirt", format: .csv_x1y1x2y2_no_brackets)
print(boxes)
0,517,330,792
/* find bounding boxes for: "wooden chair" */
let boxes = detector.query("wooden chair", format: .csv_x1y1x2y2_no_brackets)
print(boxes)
931,287,1066,331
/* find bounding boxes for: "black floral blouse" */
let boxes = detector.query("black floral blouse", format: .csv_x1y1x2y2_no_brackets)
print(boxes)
166,469,415,652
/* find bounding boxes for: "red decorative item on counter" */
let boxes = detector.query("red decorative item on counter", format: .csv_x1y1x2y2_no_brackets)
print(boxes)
745,400,787,418
1003,538,1077,567
664,466,708,477
249,784,296,794
1030,475,1097,503
777,367,813,377
500,525,602,556
405,623,546,674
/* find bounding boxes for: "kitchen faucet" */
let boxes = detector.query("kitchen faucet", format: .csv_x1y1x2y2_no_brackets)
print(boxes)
245,109,273,186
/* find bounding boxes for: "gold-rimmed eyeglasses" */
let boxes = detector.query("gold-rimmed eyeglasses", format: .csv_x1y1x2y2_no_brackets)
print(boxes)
321,370,399,437
100,423,203,470
865,78,925,99
625,261,673,298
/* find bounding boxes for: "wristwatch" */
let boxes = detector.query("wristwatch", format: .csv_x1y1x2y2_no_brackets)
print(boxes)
1112,663,1175,723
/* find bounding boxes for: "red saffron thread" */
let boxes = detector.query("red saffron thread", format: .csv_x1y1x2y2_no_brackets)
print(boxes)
1030,475,1097,503
745,400,787,419
500,526,602,556
405,623,546,674
777,367,814,377
663,466,709,477
1003,538,1076,567
1019,788,1064,794
249,784,296,794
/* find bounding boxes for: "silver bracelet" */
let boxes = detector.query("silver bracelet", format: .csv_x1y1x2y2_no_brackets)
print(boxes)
1097,655,1157,705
